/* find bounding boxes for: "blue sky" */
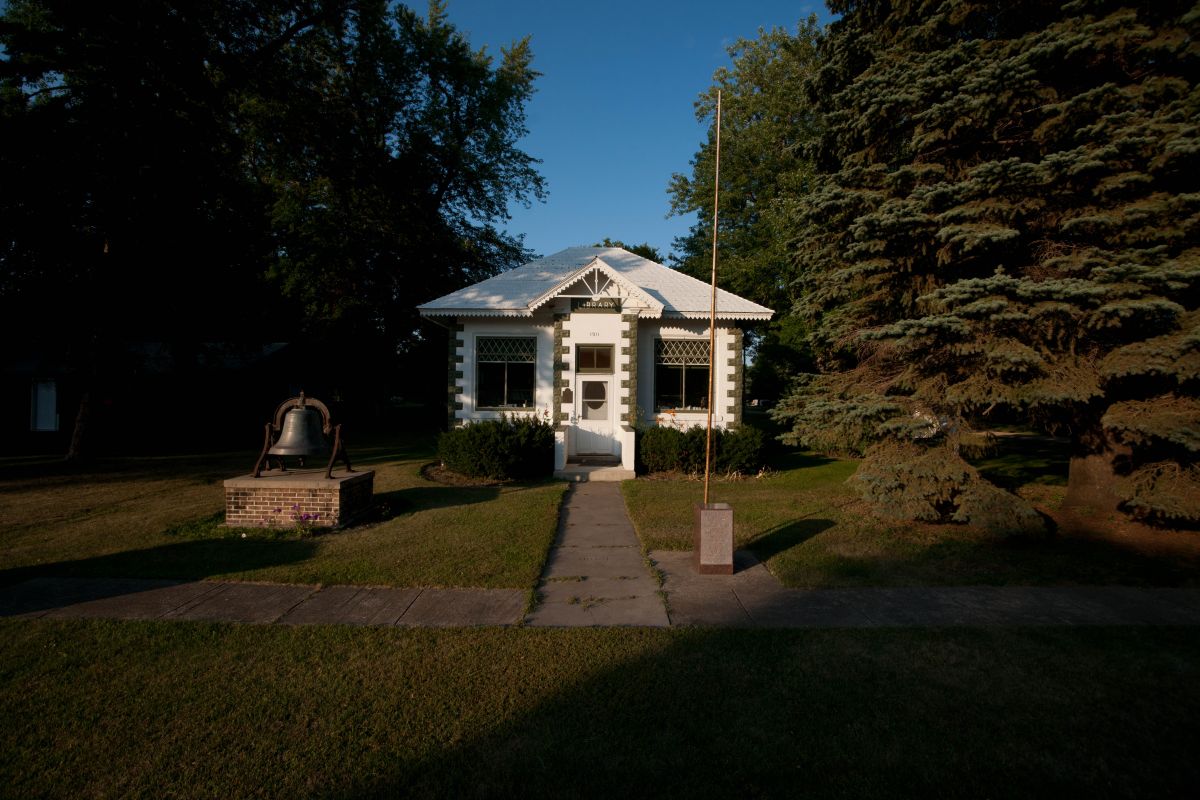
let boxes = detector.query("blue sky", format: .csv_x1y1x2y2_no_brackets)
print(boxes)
414,0,831,260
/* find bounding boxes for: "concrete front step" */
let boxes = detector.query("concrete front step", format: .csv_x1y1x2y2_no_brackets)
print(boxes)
554,464,636,482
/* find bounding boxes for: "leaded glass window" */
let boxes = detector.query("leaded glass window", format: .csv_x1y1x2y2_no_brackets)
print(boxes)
654,339,710,410
477,336,536,408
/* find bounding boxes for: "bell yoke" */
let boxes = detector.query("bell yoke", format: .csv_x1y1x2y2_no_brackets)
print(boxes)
253,392,354,479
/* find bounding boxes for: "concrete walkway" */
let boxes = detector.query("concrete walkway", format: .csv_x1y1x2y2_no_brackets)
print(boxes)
652,550,1200,627
0,576,525,627
4,479,1200,628
4,569,1199,628
525,482,670,626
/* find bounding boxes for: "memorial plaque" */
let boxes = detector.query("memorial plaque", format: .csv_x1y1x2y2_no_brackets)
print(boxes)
693,502,734,574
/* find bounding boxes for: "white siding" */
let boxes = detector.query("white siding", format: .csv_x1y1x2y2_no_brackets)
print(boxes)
636,320,738,430
561,309,629,458
455,316,555,424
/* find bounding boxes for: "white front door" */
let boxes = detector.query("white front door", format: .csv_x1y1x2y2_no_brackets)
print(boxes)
574,377,614,455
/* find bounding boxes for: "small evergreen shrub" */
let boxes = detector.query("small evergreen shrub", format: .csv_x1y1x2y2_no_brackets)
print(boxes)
852,441,1046,537
637,424,766,476
437,415,554,480
952,483,1046,538
639,426,680,473
716,425,766,475
679,426,709,474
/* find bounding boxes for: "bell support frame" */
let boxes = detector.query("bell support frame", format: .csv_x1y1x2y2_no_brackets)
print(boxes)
252,392,355,479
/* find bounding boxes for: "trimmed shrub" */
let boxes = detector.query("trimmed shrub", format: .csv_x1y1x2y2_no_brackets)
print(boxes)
637,424,766,476
715,425,766,475
639,426,680,473
437,415,554,480
679,426,709,474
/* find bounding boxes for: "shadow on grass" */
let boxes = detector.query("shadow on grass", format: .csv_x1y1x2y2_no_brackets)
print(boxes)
3,620,1199,797
366,485,502,522
748,518,836,561
353,627,1200,798
971,434,1070,489
767,523,1200,588
0,537,318,590
767,449,837,472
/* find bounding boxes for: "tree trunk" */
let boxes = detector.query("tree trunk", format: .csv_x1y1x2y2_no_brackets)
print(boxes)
65,389,91,463
1063,423,1128,513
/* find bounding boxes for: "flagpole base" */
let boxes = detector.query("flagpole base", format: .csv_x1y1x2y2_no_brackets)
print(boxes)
693,502,734,574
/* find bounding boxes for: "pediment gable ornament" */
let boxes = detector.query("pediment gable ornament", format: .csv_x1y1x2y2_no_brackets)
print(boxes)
527,257,663,317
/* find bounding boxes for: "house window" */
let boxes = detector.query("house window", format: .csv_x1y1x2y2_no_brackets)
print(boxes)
476,336,536,408
31,380,58,432
577,344,613,373
654,340,710,411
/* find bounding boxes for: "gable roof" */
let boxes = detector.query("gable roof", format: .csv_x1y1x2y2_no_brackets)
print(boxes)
417,246,774,321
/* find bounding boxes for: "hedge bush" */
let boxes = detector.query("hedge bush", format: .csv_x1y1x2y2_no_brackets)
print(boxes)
437,415,554,480
638,426,680,473
638,424,765,476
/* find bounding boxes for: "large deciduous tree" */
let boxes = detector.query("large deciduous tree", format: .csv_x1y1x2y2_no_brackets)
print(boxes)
248,1,544,346
777,0,1200,529
667,19,823,401
0,0,544,455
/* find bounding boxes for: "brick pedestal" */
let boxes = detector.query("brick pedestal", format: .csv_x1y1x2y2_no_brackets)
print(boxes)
224,469,374,529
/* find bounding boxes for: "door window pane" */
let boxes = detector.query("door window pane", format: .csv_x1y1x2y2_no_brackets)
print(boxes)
578,345,613,373
581,381,607,420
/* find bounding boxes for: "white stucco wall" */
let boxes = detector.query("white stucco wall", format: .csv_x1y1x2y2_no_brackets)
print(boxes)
451,313,744,461
455,315,555,423
636,320,738,430
560,309,630,458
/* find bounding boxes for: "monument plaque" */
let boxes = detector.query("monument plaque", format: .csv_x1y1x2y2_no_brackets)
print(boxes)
693,502,734,574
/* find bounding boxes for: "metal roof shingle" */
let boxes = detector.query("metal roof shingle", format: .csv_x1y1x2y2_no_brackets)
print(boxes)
418,246,773,320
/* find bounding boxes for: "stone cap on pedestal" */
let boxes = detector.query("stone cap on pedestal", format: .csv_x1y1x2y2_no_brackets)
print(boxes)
223,469,374,490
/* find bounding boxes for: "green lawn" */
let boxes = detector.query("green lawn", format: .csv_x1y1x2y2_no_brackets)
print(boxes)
0,438,567,589
622,450,1200,588
2,618,1197,798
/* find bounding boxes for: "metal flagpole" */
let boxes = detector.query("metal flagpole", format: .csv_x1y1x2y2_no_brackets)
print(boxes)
703,90,722,506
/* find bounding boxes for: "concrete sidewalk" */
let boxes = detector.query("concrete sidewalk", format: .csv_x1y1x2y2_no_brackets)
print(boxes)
4,569,1199,628
5,477,1200,629
652,550,1200,627
0,576,525,627
525,482,669,626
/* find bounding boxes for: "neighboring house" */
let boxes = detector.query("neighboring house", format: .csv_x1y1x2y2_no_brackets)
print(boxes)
418,246,773,475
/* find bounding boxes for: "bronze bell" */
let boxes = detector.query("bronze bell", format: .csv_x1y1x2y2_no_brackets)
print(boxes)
268,406,331,457
253,392,354,478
